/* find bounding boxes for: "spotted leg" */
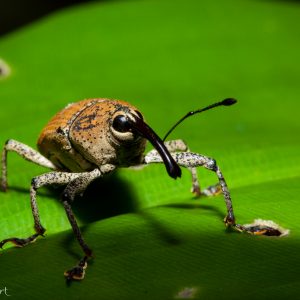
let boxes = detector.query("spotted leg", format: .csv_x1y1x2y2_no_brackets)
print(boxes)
0,171,84,249
1,139,56,191
145,151,235,226
146,139,221,197
62,164,115,281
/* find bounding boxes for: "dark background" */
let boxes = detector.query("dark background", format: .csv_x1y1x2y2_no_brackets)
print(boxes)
1,0,299,37
0,0,99,36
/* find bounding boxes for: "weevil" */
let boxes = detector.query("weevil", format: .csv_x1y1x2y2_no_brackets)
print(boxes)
1,97,271,281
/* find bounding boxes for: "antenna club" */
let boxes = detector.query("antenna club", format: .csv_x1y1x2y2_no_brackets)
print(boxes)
222,98,237,106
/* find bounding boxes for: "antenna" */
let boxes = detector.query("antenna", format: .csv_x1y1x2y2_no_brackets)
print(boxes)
163,98,237,141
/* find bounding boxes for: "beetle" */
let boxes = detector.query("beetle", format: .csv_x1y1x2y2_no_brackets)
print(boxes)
0,97,238,280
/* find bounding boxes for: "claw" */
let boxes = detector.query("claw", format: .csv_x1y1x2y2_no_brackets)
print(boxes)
64,265,86,281
64,256,88,281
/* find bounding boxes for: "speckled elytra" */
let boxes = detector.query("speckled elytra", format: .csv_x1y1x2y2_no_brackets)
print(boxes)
1,97,243,280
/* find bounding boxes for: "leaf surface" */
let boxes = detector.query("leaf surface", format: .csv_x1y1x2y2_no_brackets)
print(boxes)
0,0,300,299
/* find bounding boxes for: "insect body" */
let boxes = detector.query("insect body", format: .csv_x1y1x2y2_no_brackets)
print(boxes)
1,98,237,280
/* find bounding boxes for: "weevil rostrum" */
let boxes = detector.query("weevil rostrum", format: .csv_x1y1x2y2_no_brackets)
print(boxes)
0,98,283,281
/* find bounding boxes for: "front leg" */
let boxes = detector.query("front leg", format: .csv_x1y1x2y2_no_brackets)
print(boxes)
62,164,115,281
0,171,84,249
145,151,235,226
0,166,114,281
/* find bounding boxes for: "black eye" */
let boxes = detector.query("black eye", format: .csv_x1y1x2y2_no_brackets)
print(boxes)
112,115,131,133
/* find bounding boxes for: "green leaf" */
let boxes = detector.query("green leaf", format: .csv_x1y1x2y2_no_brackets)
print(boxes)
1,0,300,299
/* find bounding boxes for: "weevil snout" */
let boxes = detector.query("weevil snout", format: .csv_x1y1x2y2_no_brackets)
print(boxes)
110,108,181,179
127,113,181,179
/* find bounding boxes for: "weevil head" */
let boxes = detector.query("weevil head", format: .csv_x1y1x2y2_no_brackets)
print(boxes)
108,102,148,166
69,99,181,178
110,104,181,178
69,100,146,167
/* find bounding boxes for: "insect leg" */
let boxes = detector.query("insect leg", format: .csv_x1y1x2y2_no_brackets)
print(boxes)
0,171,82,249
146,140,205,197
163,140,201,195
145,151,235,226
61,167,114,281
1,139,56,191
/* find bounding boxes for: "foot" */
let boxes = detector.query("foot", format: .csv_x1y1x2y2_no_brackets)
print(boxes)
0,179,7,192
191,185,201,197
0,233,41,248
234,222,284,237
224,212,235,227
201,183,222,197
191,183,222,198
64,256,88,281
